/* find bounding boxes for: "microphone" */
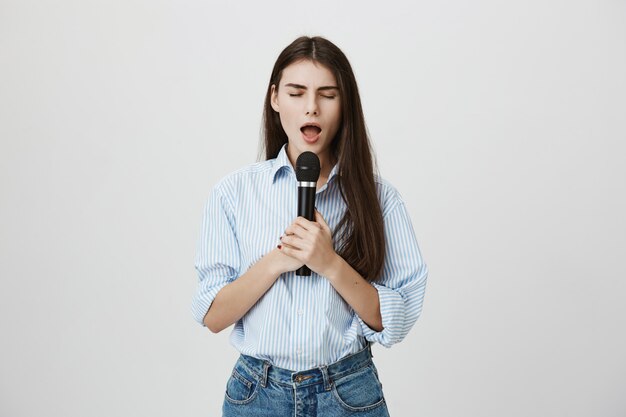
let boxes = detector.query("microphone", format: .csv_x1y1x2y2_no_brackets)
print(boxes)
295,151,320,276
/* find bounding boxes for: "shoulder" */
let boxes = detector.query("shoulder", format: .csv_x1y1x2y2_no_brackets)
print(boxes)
373,174,405,217
211,159,274,195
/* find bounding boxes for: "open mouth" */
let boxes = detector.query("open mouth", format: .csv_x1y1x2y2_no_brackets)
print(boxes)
300,124,322,140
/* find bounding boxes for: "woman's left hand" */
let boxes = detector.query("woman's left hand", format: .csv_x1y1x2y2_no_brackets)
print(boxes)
279,210,339,277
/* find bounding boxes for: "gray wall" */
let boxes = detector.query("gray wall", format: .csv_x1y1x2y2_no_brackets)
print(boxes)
1,1,624,416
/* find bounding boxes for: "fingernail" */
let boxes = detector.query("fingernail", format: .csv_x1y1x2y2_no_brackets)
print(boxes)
277,245,282,249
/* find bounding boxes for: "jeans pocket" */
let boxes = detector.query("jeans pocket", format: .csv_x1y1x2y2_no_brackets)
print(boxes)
224,363,260,405
332,364,386,412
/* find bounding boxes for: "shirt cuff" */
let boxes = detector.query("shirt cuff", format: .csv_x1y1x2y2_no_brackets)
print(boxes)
191,280,230,326
356,282,407,348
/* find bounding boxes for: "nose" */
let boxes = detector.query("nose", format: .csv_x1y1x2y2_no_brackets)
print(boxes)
305,96,319,116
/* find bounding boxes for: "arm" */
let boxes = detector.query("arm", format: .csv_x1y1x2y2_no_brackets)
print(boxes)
354,201,428,347
279,203,428,348
203,248,299,333
279,211,384,331
323,255,384,332
192,183,303,333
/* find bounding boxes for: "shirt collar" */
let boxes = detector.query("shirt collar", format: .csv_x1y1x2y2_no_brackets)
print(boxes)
270,144,294,183
270,143,340,186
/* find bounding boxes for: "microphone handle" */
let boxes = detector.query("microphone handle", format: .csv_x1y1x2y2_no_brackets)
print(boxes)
296,185,316,276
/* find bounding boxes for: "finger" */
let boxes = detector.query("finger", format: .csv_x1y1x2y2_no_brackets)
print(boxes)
284,223,308,238
279,234,305,250
314,210,331,233
295,216,319,230
282,232,315,251
278,244,303,261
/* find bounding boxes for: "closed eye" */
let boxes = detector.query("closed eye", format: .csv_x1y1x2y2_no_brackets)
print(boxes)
287,93,336,99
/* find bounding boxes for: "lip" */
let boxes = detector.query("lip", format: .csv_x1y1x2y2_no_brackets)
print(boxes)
300,122,321,130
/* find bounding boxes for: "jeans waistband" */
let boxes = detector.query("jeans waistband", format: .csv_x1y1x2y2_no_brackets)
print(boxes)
237,342,374,390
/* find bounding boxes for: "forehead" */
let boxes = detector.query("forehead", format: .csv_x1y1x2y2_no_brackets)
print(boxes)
280,60,337,87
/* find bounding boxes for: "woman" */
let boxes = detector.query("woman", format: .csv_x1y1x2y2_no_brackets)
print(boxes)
192,36,428,416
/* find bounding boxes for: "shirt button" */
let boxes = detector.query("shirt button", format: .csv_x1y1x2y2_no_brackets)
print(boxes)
296,347,302,355
297,309,304,316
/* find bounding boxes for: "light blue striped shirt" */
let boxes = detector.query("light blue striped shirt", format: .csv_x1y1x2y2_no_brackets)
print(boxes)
192,144,428,371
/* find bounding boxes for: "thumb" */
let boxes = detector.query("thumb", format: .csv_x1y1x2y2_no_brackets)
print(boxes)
314,209,331,233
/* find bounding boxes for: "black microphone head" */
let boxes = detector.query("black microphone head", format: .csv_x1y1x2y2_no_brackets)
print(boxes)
296,151,321,182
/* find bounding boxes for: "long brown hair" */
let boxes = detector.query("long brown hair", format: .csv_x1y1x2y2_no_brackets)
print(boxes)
261,36,385,282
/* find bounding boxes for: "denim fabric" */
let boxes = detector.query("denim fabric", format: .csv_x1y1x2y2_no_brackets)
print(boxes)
222,342,390,416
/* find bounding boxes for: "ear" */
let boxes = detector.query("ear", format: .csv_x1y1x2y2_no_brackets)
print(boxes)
270,84,280,113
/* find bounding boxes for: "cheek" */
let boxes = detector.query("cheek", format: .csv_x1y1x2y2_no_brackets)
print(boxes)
279,110,298,135
278,107,292,123
328,100,341,117
329,104,342,127
281,103,297,119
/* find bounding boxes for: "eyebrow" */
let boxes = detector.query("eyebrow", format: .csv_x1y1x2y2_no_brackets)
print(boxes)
284,83,339,91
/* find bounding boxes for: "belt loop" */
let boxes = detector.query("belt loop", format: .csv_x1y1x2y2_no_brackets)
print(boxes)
320,365,332,391
261,361,270,388
367,341,373,358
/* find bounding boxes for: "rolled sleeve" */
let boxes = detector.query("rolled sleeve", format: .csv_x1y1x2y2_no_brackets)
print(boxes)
191,183,241,326
356,200,428,347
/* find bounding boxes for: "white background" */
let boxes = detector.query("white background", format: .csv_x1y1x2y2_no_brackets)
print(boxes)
1,1,625,416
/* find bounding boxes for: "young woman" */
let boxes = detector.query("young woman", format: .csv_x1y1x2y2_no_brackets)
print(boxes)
192,36,428,416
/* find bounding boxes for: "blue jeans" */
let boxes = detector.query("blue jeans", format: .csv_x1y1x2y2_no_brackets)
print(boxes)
222,342,390,416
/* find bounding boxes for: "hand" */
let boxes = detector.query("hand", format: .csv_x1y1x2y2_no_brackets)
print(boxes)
269,246,304,275
278,210,340,277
